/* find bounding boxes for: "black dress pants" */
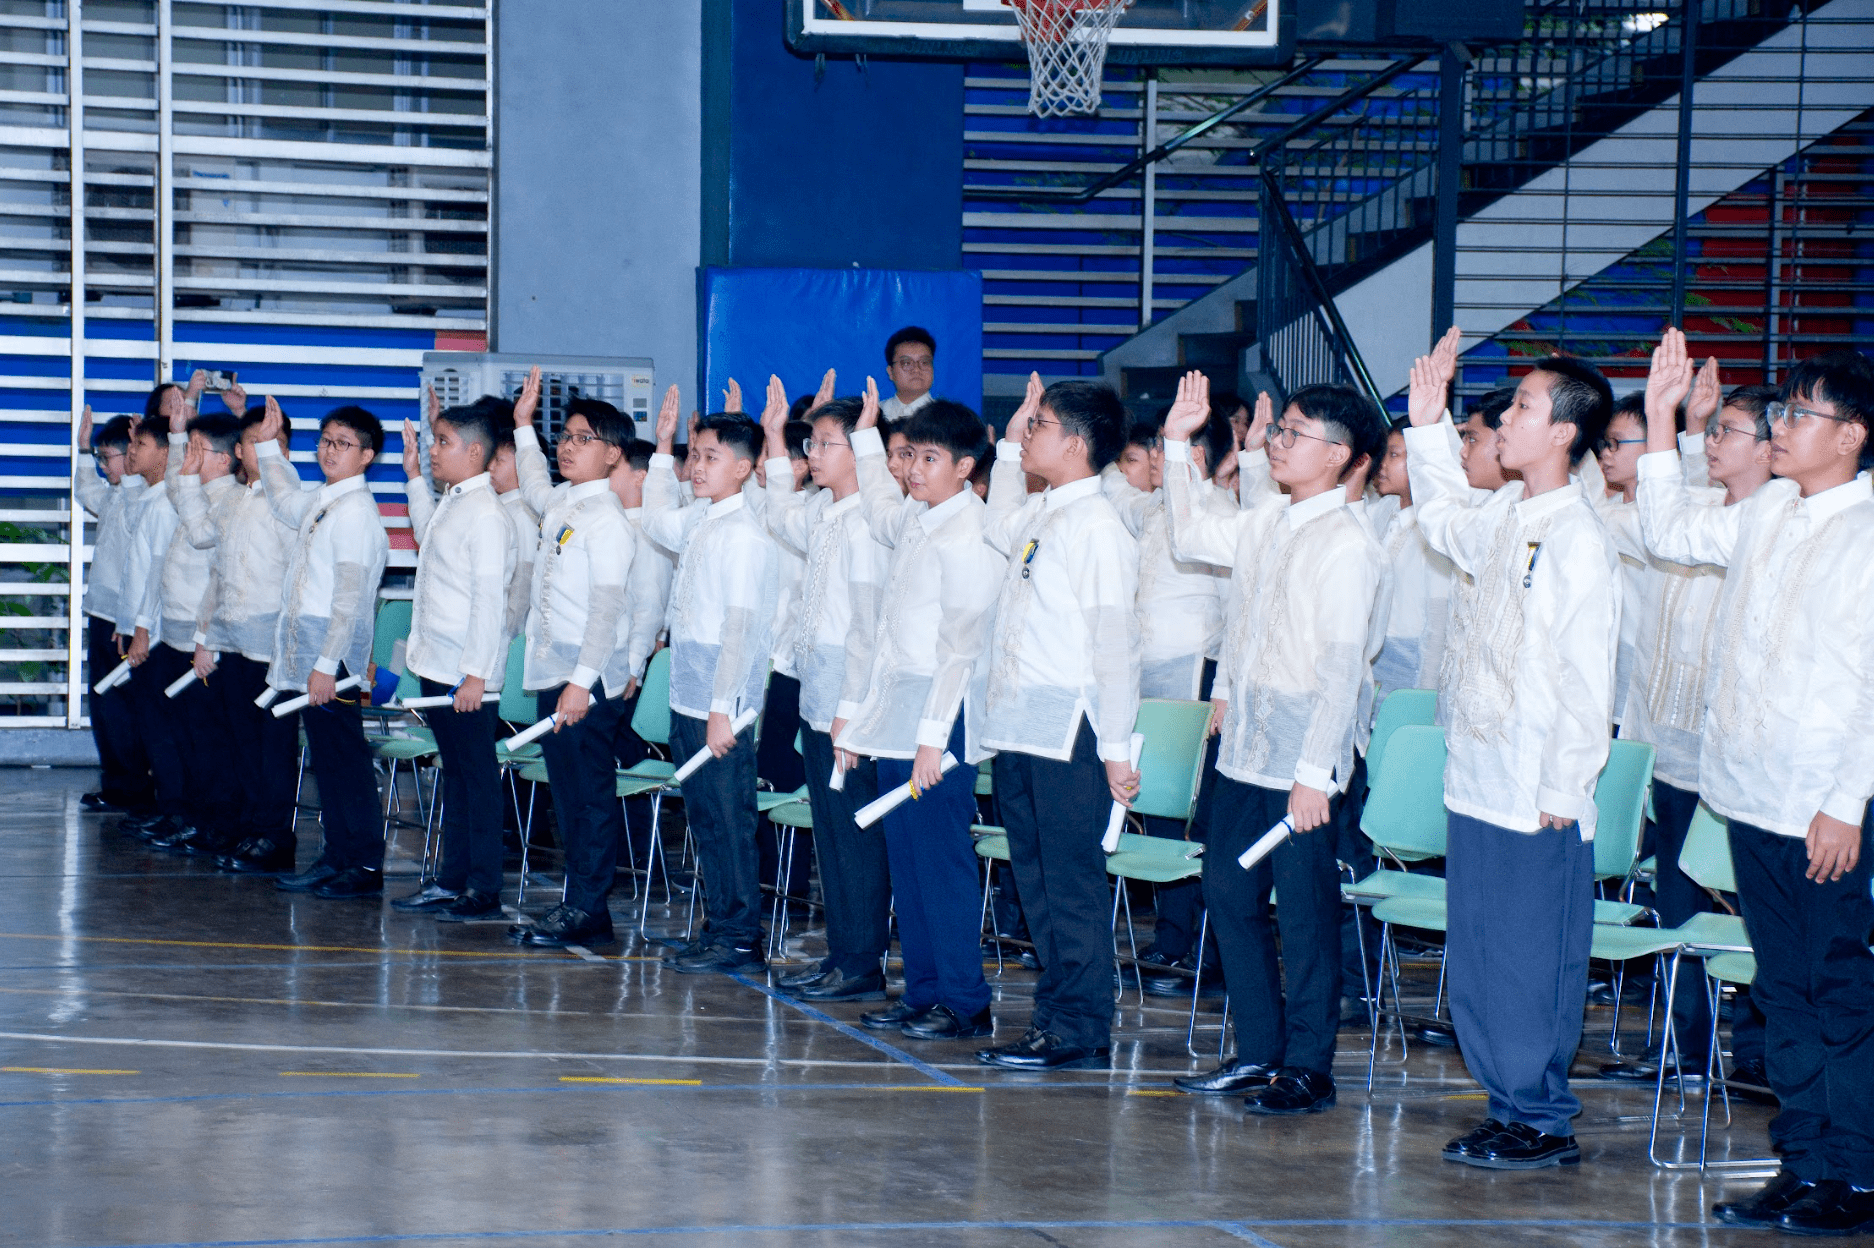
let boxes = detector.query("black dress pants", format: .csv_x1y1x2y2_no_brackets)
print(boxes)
1729,814,1874,1186
799,724,887,977
297,666,383,871
173,647,240,841
420,677,503,896
993,720,1114,1050
213,653,299,845
1204,777,1343,1075
670,710,763,946
535,685,627,916
86,616,150,808
129,644,198,821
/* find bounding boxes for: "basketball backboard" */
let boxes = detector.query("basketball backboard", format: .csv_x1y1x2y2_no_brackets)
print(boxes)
785,0,1292,66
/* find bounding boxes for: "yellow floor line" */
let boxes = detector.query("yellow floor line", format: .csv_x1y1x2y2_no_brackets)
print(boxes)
558,1076,703,1086
1126,1089,1181,1097
280,1071,420,1078
2,1066,138,1075
874,1085,983,1092
0,932,660,960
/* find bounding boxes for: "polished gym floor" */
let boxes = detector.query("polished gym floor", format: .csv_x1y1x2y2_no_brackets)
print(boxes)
0,768,1780,1248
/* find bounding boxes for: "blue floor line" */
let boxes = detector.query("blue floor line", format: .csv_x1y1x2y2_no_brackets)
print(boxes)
729,971,966,1087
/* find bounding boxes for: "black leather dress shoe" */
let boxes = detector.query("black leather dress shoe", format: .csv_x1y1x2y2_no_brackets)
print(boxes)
1442,1119,1509,1161
976,1029,1110,1071
670,939,764,975
1174,1059,1278,1095
509,904,615,948
123,813,182,843
860,1000,920,1030
1415,1021,1460,1048
791,967,886,1002
776,962,829,990
1776,1180,1874,1236
434,890,502,922
312,866,383,899
1724,1059,1779,1106
274,859,341,892
1598,1058,1705,1083
80,791,115,812
390,882,461,913
1714,1170,1819,1228
1017,950,1042,971
1461,1121,1580,1170
218,837,296,874
146,820,204,851
1142,965,1225,998
1246,1067,1336,1115
901,1004,993,1041
177,827,235,858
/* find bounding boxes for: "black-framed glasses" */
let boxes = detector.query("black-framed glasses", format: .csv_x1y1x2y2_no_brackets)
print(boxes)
891,357,933,372
1766,400,1851,430
556,432,600,448
318,435,363,454
1595,436,1647,454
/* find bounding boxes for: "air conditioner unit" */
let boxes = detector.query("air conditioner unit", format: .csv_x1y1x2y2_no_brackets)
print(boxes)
419,352,656,444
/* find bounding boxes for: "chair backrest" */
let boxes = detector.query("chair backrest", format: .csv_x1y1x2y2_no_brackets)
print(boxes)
1591,738,1655,882
1360,724,1448,861
629,648,672,747
1130,698,1213,823
1367,688,1438,786
497,634,532,725
1678,803,1736,894
372,597,413,670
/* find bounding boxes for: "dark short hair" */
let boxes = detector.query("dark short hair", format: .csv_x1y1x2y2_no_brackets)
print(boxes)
435,402,499,468
322,405,385,457
1040,380,1126,472
240,404,290,441
787,394,816,423
136,415,170,440
1781,348,1874,469
1595,391,1648,452
466,393,514,425
1389,414,1412,435
621,438,655,472
1288,384,1388,483
885,326,936,367
1193,409,1234,480
564,397,630,449
1724,384,1778,440
903,399,990,469
784,420,812,460
186,412,243,459
695,412,762,461
807,396,863,439
491,422,516,454
1212,390,1248,422
143,383,180,422
1528,356,1614,465
94,415,133,451
1473,386,1517,430
1125,421,1161,452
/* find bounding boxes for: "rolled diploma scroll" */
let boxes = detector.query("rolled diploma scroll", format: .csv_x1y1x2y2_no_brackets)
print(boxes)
92,659,133,695
669,707,761,785
163,668,201,698
1100,731,1147,853
269,674,363,718
854,752,959,829
502,713,559,751
397,691,502,710
254,685,280,709
829,758,847,792
1236,815,1296,870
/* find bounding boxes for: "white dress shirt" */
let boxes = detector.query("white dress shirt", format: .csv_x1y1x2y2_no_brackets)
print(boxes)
762,455,893,736
256,441,390,692
1100,465,1230,700
188,478,295,662
1372,503,1456,707
404,472,517,688
982,441,1140,763
512,426,638,698
1164,438,1385,795
160,471,238,654
77,464,137,624
745,481,806,679
621,507,676,682
1637,453,1874,837
498,488,540,644
881,392,934,424
641,455,778,720
1406,420,1622,839
118,476,178,641
836,426,1002,759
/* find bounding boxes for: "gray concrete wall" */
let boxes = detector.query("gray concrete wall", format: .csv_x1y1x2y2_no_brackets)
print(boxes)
493,1,702,393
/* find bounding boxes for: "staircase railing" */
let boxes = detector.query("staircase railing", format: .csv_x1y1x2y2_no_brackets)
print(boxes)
1256,166,1384,400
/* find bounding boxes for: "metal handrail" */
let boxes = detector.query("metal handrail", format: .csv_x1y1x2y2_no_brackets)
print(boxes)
1259,167,1384,403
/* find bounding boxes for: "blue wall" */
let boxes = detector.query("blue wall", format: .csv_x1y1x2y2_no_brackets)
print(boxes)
702,0,965,272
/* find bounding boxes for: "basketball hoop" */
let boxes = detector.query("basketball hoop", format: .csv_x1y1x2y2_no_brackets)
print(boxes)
1004,0,1134,118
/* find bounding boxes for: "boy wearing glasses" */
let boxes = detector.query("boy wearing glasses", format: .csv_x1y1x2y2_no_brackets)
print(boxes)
643,393,779,974
1638,334,1874,1236
1406,329,1619,1170
1159,372,1387,1115
881,326,936,423
251,401,392,900
76,410,151,815
757,385,895,1004
974,374,1139,1072
505,378,641,948
115,411,186,843
839,383,1002,1039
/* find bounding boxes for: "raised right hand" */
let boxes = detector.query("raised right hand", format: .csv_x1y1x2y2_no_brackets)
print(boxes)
78,405,92,451
857,377,880,430
1162,369,1210,442
514,366,541,428
1644,327,1694,438
1407,326,1463,427
253,396,285,447
402,419,422,479
654,383,681,452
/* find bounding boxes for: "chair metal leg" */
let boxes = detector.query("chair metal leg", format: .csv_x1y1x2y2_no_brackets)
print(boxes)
1120,885,1143,1003
1217,993,1231,1063
1185,909,1209,1051
637,793,667,940
517,778,539,906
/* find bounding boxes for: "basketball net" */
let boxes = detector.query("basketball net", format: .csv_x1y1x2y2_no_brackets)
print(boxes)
1004,0,1134,118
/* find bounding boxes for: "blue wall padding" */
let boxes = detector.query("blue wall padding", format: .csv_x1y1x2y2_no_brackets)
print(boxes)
700,267,984,418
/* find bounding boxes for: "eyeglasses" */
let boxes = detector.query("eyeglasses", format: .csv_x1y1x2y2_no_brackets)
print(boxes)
318,436,363,454
1766,401,1852,430
556,432,601,448
1705,418,1767,445
1269,424,1346,451
1024,415,1057,435
891,357,933,372
803,437,850,453
1595,437,1647,453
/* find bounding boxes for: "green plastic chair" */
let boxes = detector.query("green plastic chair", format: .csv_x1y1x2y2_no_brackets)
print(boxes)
1366,688,1438,789
371,597,413,670
1358,724,1447,866
1594,739,1655,886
